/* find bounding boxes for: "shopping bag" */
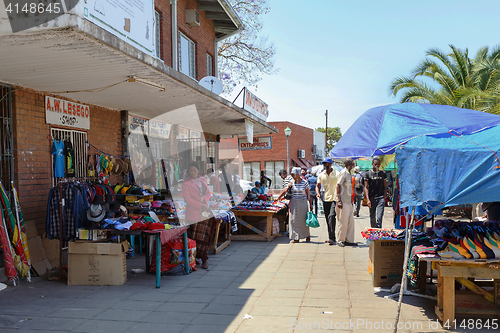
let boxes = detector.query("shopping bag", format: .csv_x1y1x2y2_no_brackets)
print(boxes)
306,211,320,228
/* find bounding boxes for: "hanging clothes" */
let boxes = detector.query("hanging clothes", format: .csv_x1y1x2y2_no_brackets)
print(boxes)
52,140,65,178
64,140,75,177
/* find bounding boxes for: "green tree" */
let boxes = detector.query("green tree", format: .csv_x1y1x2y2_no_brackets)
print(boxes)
389,44,500,113
315,127,342,151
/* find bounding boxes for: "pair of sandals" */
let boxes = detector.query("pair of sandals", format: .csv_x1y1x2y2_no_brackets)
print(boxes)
292,236,311,243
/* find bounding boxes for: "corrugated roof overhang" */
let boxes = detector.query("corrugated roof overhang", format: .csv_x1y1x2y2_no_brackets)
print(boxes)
0,17,276,137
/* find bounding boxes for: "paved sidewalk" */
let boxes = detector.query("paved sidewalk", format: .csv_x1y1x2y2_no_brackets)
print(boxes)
0,206,488,332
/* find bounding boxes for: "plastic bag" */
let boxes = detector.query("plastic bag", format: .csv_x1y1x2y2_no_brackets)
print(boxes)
306,211,320,228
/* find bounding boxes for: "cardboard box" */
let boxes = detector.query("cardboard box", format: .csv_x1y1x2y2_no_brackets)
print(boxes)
456,290,495,312
369,240,405,287
68,240,128,286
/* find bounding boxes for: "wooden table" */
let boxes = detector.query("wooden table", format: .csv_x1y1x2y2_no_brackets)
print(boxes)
230,209,281,241
419,257,500,328
209,215,231,254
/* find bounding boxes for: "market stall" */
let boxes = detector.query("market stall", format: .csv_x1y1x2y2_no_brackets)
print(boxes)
330,102,500,329
231,200,287,241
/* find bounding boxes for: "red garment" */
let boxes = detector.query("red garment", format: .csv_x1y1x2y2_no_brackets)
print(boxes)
209,174,220,192
182,176,212,222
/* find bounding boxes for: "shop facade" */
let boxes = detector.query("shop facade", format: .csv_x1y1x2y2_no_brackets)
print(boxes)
0,0,277,241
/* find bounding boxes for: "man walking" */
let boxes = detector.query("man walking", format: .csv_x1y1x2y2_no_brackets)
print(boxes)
336,158,356,247
353,166,363,217
364,158,387,228
316,157,338,245
308,171,318,215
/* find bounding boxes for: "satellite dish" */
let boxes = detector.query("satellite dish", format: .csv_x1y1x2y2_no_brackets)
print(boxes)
199,76,223,95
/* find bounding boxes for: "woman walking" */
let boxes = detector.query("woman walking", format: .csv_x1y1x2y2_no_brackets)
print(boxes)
278,167,312,243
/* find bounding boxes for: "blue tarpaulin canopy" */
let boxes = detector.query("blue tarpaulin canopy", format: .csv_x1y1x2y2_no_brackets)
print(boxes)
395,126,500,212
330,103,500,158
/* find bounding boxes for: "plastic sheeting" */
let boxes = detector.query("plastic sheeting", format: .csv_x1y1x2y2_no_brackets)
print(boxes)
395,126,500,212
330,103,500,158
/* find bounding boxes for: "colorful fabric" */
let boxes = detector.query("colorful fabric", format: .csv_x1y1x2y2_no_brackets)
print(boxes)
187,220,217,261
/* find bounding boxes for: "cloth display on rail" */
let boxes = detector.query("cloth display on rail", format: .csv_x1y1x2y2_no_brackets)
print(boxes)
46,181,116,239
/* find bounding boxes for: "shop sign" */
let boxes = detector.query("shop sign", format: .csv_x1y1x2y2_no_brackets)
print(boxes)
177,127,190,139
128,115,149,135
243,88,268,121
83,0,156,57
149,120,171,138
239,136,272,151
45,96,90,130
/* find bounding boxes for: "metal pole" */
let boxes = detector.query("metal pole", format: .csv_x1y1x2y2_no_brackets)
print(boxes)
325,110,328,152
286,135,290,172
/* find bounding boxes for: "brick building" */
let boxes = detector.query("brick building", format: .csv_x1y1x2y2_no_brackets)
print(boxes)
0,0,276,236
222,121,323,190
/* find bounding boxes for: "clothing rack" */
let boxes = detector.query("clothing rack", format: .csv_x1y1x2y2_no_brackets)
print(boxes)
55,176,102,280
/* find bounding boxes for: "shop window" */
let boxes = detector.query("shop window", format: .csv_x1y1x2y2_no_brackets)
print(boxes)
178,33,196,79
206,53,213,76
0,83,13,190
51,128,87,185
155,11,162,60
265,161,285,189
243,162,260,184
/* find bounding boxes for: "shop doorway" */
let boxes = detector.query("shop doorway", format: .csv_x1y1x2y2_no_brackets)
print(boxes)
51,128,87,185
0,83,14,192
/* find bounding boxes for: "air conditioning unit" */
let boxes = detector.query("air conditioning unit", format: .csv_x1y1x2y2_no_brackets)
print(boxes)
186,9,201,27
298,150,305,158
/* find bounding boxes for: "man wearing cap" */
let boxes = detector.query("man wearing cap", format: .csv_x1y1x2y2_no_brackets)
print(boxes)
353,166,363,217
315,157,338,245
364,158,387,228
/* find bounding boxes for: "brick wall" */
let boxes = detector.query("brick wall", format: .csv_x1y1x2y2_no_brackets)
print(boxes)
12,86,122,236
154,0,223,76
237,122,315,171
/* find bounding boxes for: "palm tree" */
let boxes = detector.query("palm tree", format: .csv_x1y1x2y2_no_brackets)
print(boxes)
389,45,500,113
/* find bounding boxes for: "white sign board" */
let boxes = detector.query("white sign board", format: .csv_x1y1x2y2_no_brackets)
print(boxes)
239,136,272,151
128,115,149,135
45,96,90,130
149,120,171,138
243,88,268,121
84,0,156,56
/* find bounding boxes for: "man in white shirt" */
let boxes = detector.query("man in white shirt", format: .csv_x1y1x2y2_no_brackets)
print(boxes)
316,157,338,245
336,158,356,247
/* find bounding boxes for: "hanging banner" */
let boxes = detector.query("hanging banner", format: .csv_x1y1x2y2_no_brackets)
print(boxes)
149,120,171,139
245,119,253,144
243,88,268,121
83,0,156,56
45,96,90,130
128,115,149,135
239,136,272,151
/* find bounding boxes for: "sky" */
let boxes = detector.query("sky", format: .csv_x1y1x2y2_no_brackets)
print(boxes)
228,0,500,135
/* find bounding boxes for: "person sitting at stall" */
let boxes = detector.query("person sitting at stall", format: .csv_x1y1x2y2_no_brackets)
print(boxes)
252,181,265,195
481,202,500,221
182,162,213,270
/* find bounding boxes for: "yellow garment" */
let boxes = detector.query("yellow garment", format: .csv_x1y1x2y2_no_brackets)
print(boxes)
467,237,487,259
448,242,471,259
317,169,338,202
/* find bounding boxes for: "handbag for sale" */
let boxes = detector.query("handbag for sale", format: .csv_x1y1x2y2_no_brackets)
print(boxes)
306,211,320,228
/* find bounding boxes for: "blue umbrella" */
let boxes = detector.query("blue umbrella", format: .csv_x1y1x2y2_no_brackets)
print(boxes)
329,103,500,158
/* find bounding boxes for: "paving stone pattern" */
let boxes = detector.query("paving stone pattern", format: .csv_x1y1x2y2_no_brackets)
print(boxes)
0,206,489,332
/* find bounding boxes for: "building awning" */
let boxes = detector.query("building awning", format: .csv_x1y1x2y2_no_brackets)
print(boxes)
219,148,239,160
300,159,315,168
0,21,276,138
292,158,307,169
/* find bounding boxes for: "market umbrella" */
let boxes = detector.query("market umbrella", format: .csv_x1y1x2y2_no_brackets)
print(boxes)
0,182,30,278
329,103,500,158
0,206,18,284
